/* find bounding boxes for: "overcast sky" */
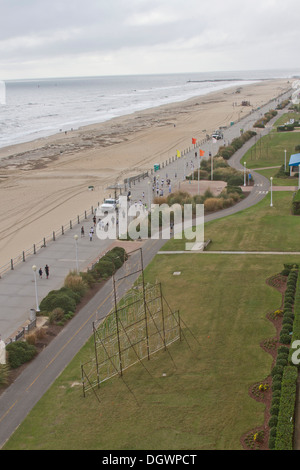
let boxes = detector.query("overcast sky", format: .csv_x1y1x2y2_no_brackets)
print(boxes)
0,0,299,80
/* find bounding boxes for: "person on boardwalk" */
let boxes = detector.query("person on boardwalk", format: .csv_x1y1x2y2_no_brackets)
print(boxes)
45,264,49,279
81,226,85,237
39,268,43,279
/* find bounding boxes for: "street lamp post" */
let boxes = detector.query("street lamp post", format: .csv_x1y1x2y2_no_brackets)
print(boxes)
32,265,40,312
244,162,246,186
284,149,287,172
270,177,273,207
74,234,79,272
148,180,151,211
197,151,200,195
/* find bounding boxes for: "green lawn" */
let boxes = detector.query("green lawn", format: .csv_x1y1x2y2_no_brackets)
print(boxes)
163,191,300,252
4,253,300,450
243,131,300,169
254,167,298,186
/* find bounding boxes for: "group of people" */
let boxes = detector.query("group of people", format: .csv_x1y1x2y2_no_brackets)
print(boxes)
153,174,172,197
38,264,50,279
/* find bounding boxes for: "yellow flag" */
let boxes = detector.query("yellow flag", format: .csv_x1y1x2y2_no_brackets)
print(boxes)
177,150,181,158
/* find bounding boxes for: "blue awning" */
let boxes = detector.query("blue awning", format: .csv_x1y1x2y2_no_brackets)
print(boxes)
289,153,300,166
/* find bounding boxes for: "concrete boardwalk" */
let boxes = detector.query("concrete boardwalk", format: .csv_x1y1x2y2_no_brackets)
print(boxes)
0,89,292,343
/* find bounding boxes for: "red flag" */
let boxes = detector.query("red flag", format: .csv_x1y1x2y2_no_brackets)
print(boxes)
199,150,205,156
192,138,197,144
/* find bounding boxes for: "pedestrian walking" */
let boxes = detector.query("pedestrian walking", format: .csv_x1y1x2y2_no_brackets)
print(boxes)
39,268,43,279
89,230,93,241
45,264,49,279
81,226,85,237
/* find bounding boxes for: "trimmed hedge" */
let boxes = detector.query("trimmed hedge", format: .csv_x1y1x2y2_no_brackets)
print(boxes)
268,268,299,449
289,270,300,366
274,366,298,450
292,190,300,215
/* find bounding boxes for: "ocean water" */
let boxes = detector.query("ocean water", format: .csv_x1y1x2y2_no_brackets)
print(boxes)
0,69,299,149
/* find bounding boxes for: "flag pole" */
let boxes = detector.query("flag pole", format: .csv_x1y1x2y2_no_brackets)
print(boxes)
198,150,200,195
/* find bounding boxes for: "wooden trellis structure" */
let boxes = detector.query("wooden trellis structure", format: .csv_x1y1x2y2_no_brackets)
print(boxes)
81,248,181,399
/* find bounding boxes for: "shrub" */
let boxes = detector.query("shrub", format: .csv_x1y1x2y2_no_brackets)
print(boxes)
269,436,276,450
105,252,123,270
269,415,278,428
271,397,280,408
49,307,65,324
276,358,288,367
94,258,116,278
272,390,281,399
80,271,98,287
6,341,37,369
227,185,243,195
271,365,284,377
270,405,280,416
39,291,77,315
0,364,9,386
282,317,294,326
35,328,47,341
281,327,292,336
272,380,282,392
280,333,291,344
64,272,88,297
272,374,283,384
227,174,244,186
204,197,224,212
26,332,37,345
110,246,128,262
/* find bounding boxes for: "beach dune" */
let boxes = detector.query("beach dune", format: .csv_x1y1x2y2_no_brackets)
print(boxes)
0,79,291,269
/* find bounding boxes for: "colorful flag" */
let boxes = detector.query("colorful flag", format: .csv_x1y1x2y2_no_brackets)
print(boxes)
192,138,197,144
177,150,181,158
199,150,205,157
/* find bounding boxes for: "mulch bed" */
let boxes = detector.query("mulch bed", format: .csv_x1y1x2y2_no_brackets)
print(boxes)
240,273,287,450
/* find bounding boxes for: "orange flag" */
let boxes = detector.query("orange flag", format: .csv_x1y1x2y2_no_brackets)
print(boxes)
192,138,197,144
199,149,205,156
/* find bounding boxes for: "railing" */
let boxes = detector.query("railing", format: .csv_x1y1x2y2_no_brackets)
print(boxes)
5,318,36,345
0,204,99,279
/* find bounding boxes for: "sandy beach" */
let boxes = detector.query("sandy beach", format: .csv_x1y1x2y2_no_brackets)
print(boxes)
0,78,291,269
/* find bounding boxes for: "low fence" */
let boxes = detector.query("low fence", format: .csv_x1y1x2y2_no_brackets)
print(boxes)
5,317,37,345
0,204,99,279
